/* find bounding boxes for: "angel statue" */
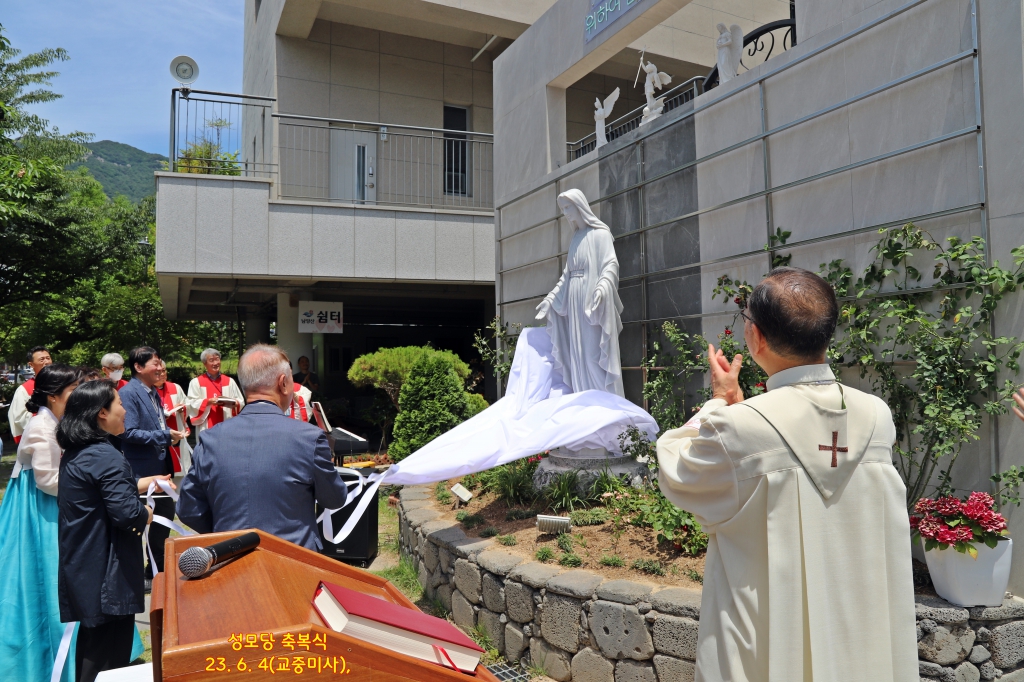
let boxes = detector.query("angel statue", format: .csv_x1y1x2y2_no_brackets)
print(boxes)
594,87,620,149
639,60,671,125
716,23,744,84
535,189,624,397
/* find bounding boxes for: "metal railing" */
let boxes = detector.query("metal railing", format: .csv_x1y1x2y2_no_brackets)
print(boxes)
274,114,494,211
703,18,797,91
566,77,705,162
169,88,276,177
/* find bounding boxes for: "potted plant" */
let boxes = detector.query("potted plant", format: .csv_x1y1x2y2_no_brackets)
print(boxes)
911,492,1012,607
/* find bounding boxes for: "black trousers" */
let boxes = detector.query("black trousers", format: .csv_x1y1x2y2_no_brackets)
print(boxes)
146,496,176,578
75,615,135,682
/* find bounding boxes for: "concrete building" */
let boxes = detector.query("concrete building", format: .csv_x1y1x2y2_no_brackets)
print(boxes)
492,0,1024,588
154,0,789,407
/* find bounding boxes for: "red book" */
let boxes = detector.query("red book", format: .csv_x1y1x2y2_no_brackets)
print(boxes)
312,580,483,673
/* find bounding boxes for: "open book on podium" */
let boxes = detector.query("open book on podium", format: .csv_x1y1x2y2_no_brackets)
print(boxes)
152,530,500,681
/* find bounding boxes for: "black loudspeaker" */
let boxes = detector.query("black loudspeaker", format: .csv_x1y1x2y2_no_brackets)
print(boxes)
316,468,378,568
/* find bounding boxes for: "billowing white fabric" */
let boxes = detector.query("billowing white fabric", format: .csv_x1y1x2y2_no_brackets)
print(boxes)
321,327,658,544
657,364,918,682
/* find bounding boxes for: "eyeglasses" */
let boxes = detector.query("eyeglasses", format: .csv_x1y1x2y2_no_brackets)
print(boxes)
740,309,755,326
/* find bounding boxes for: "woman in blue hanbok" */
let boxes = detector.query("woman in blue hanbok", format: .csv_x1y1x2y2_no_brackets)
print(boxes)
0,367,144,682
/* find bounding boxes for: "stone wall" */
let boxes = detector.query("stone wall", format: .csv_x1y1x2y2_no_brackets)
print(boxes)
398,486,1024,682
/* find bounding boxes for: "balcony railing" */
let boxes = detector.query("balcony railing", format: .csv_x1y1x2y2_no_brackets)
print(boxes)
169,88,277,177
566,76,705,162
274,114,494,211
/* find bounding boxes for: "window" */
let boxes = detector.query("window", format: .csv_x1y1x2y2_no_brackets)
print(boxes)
443,106,469,196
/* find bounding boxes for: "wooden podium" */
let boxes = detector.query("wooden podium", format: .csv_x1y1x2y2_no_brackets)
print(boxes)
152,530,500,681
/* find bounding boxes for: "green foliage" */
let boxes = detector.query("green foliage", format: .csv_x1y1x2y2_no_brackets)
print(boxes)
632,486,709,552
535,547,554,562
599,555,625,567
434,481,453,505
68,141,167,202
479,526,498,538
466,392,489,417
348,346,471,409
818,224,1024,507
461,473,483,490
473,316,521,393
389,354,471,461
558,553,583,567
545,470,588,513
631,559,665,576
992,467,1024,509
372,556,423,603
172,139,240,176
457,513,486,530
497,534,518,546
617,426,657,473
570,508,609,526
556,533,574,552
489,459,539,506
589,468,628,499
469,626,501,666
686,569,704,584
505,508,538,521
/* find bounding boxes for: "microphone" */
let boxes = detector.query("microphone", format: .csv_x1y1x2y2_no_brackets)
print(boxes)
178,532,260,578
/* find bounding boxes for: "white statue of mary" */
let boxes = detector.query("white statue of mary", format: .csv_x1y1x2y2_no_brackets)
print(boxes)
535,189,624,397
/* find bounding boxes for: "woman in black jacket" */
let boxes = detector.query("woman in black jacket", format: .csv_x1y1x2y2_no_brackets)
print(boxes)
56,380,173,682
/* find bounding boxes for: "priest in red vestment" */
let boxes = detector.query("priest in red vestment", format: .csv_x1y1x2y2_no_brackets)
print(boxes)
155,363,192,474
185,348,244,435
7,346,51,444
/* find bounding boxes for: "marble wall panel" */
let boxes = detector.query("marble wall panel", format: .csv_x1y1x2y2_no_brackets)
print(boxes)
499,184,558,238
694,83,762,158
311,206,355,278
268,204,312,277
699,198,769,262
231,181,270,275
645,166,698,229
764,33,847,130
646,217,701,274
195,180,233,274
771,171,854,243
647,268,703,322
696,141,765,211
619,283,645,323
354,209,396,279
436,215,476,281
616,233,644,280
156,176,196,273
620,323,645,368
769,107,851,186
558,162,601,211
623,369,644,406
501,222,559,272
599,144,641,196
474,216,496,282
500,298,545,329
602,190,642,238
501,258,561,303
395,212,436,280
701,254,767,314
850,136,977,229
644,106,696,179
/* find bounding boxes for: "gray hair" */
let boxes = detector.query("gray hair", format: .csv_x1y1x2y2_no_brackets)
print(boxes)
100,352,124,369
200,348,221,363
237,344,290,395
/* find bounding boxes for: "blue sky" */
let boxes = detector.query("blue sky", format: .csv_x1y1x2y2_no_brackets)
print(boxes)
4,0,244,155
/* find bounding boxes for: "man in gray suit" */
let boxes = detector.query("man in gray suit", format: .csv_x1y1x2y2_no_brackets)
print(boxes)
177,344,352,550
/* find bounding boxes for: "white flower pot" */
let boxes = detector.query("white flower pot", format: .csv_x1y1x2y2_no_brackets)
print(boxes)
923,538,1013,607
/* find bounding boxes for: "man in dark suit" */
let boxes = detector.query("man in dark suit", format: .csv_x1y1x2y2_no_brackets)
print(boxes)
177,344,352,550
120,346,186,584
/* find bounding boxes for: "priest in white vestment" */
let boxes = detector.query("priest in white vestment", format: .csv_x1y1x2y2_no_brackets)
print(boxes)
657,267,917,682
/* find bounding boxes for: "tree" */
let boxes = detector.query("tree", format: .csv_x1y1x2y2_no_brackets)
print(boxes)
347,346,471,409
389,354,471,461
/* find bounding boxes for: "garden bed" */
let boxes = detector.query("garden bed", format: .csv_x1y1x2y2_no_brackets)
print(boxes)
417,477,706,588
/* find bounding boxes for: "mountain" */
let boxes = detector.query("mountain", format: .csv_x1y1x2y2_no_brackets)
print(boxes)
69,141,167,203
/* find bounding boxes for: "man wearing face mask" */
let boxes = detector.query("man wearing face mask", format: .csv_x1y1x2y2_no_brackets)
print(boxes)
101,352,129,390
177,344,352,550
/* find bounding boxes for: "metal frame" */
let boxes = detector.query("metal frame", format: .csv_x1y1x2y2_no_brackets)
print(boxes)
495,0,994,477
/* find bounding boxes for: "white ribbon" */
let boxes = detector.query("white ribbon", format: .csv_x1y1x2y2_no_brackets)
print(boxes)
50,621,75,682
145,479,195,575
317,468,389,544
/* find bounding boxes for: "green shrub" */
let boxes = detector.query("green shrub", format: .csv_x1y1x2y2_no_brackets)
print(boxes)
455,510,468,521
600,555,625,567
632,559,665,576
479,526,498,537
505,508,538,521
466,392,489,418
497,534,518,546
589,468,628,499
633,486,709,552
546,470,587,512
558,553,583,567
535,547,554,562
491,459,539,506
556,533,574,552
389,355,470,461
461,473,483,490
434,481,452,505
570,508,609,526
457,512,486,529
348,346,471,409
686,569,704,584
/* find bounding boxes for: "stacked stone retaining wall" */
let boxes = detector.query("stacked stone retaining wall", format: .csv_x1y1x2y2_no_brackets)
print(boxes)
396,485,1024,682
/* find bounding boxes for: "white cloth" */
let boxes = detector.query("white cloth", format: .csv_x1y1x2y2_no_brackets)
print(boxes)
15,407,61,496
8,384,32,440
542,189,624,397
163,382,192,476
657,364,917,682
320,327,658,544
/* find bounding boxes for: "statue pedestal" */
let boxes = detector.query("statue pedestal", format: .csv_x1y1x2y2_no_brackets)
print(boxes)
532,447,651,496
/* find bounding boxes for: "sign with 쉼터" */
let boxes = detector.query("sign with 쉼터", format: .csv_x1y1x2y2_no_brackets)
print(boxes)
298,301,343,334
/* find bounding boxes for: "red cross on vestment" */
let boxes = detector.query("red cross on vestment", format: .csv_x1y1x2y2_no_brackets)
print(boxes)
818,431,848,468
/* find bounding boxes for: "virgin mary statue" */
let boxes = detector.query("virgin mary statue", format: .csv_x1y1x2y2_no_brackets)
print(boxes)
535,189,624,397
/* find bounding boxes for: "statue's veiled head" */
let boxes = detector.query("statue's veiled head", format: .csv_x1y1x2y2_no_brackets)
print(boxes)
557,189,610,233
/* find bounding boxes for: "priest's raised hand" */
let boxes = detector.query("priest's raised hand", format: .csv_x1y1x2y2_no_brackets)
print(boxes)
656,267,917,682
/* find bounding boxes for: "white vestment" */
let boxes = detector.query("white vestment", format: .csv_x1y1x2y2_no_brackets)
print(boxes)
185,375,245,434
657,364,917,682
7,384,32,441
